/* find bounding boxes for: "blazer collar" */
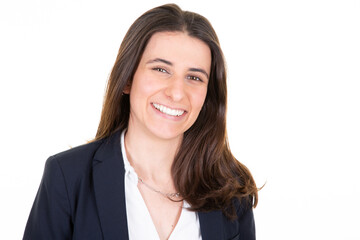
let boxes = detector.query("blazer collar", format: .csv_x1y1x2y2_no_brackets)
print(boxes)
91,130,224,240
92,130,129,239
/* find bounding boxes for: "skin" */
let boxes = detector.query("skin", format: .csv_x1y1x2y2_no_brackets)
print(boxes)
124,31,211,239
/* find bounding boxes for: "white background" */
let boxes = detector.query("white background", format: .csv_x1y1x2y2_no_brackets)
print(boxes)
1,0,359,239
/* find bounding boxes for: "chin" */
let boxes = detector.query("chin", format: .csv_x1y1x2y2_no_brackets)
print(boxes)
148,124,185,141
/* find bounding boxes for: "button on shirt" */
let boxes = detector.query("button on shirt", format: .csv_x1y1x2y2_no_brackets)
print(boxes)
120,131,202,240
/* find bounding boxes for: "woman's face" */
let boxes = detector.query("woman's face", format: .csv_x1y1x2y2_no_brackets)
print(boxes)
127,31,211,141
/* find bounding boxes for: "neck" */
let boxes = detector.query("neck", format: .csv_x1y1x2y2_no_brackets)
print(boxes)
124,125,182,185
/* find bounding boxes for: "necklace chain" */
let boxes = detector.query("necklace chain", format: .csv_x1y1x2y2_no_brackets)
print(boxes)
138,177,180,199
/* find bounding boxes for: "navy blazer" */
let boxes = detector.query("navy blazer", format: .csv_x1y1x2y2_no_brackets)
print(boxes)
23,131,255,240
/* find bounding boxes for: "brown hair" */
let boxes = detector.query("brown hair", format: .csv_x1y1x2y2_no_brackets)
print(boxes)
95,3,258,217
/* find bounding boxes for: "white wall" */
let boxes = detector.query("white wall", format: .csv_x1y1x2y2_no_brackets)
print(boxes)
1,0,359,239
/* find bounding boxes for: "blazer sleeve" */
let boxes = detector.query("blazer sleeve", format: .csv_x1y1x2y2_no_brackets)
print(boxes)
23,156,72,240
237,198,256,240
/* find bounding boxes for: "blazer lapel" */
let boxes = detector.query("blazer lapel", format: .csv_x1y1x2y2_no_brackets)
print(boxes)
199,210,224,240
92,131,129,239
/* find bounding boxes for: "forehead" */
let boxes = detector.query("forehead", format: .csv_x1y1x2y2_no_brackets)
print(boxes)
141,31,211,72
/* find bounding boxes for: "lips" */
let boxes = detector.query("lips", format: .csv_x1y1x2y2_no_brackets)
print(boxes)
152,103,185,117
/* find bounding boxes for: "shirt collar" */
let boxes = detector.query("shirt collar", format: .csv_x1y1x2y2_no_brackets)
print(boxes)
121,130,135,176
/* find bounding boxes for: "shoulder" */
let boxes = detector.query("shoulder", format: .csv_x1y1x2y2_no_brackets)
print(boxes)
50,139,103,165
221,197,255,240
234,197,256,239
43,139,105,182
199,197,255,240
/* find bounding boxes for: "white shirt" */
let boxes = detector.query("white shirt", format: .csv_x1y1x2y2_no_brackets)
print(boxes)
121,131,202,240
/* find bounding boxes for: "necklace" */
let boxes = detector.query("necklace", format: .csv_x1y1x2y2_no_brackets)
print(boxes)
138,177,180,199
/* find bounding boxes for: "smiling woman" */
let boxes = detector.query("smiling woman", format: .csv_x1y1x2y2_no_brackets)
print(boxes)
23,3,258,240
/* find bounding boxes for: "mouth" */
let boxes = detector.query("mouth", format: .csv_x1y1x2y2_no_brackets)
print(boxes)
152,103,186,117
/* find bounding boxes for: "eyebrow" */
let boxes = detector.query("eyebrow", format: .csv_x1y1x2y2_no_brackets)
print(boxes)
147,58,209,79
147,58,173,66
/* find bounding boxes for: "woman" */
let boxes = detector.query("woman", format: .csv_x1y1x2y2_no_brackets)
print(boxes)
23,4,258,240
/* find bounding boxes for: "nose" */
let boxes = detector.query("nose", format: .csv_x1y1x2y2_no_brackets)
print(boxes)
164,75,185,102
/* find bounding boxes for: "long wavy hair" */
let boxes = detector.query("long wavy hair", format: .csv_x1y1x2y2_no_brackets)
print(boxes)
95,3,258,217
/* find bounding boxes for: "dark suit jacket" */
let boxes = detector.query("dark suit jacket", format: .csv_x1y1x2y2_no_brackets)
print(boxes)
23,131,255,240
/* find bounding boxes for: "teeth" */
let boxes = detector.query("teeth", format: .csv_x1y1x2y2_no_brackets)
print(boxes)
152,103,185,117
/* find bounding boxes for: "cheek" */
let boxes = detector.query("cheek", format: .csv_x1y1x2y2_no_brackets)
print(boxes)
131,73,156,98
191,88,208,112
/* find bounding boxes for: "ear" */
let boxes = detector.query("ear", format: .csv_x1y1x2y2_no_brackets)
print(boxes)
123,81,131,94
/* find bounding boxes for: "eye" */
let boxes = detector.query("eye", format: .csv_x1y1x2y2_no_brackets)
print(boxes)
152,67,168,73
187,75,203,82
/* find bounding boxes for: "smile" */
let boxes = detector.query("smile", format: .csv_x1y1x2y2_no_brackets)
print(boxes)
152,103,185,117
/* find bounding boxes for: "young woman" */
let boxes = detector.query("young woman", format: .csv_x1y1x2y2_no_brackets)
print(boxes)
23,4,258,240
